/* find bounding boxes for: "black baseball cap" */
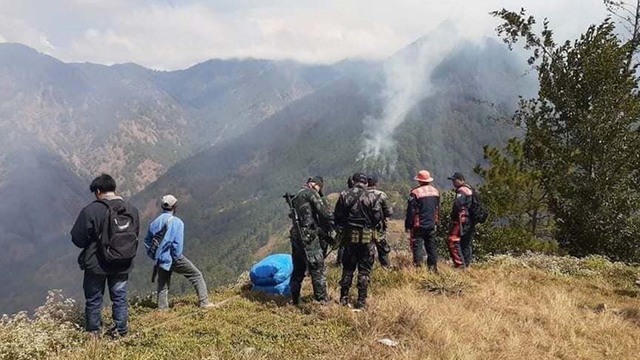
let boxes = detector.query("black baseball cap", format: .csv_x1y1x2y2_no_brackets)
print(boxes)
307,176,324,186
351,172,368,184
367,174,378,186
447,172,465,181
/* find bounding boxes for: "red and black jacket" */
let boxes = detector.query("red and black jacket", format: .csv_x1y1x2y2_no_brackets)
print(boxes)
405,184,440,231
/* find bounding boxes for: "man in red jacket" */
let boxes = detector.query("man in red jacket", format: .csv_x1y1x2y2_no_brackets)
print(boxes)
405,170,440,272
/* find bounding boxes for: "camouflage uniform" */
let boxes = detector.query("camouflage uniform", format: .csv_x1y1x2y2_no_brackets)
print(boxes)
335,180,383,309
289,185,333,305
369,187,393,268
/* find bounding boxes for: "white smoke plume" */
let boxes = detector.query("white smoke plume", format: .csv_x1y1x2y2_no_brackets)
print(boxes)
358,22,464,172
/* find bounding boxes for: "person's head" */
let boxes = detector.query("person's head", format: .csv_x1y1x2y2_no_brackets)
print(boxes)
447,172,466,188
161,194,178,212
351,172,368,186
347,176,354,189
307,176,324,192
413,170,434,185
89,174,116,199
367,174,379,188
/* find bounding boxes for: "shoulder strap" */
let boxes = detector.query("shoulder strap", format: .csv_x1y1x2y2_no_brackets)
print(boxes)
93,199,112,240
156,215,174,233
346,189,368,213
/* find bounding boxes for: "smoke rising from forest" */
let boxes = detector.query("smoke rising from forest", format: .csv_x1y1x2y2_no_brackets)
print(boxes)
358,23,463,172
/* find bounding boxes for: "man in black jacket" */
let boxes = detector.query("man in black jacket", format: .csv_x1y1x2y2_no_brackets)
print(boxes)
71,174,140,338
335,172,383,309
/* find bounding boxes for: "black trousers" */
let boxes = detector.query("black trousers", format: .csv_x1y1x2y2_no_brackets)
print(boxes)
290,239,327,304
375,237,391,267
339,242,375,305
460,231,474,266
412,228,438,268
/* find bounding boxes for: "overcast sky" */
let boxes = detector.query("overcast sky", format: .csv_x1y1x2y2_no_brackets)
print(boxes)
0,0,609,69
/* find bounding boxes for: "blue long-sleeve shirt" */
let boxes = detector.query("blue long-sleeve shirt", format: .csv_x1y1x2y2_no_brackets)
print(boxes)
143,211,185,271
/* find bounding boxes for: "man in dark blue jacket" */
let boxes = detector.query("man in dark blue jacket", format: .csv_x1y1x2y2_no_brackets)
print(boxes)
144,195,212,309
405,170,440,272
448,172,475,268
71,174,139,338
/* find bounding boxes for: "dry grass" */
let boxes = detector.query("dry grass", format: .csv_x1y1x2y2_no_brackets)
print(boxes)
38,255,640,360
4,220,640,359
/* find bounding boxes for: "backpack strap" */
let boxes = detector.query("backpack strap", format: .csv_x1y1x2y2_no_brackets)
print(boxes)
93,199,112,241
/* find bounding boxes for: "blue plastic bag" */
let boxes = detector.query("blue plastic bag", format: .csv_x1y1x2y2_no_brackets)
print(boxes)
250,253,293,286
252,278,291,296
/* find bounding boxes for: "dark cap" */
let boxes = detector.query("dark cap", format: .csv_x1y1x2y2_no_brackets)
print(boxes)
367,174,378,186
307,176,324,186
351,172,368,184
447,172,465,181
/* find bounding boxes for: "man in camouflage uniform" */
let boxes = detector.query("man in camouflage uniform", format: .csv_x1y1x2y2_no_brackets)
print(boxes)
367,175,393,268
289,176,334,305
335,175,354,266
335,173,383,309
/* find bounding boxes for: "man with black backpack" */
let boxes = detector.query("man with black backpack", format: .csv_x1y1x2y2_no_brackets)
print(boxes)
335,172,383,309
144,195,213,310
447,172,481,268
71,174,140,338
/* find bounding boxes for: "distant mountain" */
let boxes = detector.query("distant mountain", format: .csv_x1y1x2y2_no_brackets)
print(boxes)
0,43,353,313
0,38,533,313
130,38,534,294
0,131,86,312
0,43,346,193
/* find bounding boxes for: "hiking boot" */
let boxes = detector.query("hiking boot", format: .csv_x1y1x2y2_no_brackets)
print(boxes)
107,327,127,339
428,265,439,274
291,293,302,306
88,331,101,340
354,301,366,310
200,302,216,310
340,296,350,307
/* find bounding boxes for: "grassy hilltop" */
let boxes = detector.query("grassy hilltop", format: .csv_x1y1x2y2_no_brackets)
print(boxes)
2,221,640,360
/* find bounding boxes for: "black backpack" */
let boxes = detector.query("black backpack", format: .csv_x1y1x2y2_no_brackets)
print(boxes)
97,200,139,263
468,187,489,224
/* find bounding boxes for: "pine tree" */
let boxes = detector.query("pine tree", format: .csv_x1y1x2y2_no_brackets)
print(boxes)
492,9,640,261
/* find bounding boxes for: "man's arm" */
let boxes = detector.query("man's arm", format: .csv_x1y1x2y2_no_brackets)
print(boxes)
143,226,154,258
453,187,472,222
70,208,90,249
333,194,347,227
381,193,393,219
404,196,415,231
170,220,185,259
310,191,333,224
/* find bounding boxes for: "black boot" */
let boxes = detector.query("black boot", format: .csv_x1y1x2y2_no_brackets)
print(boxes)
356,288,367,310
354,299,366,310
291,292,302,306
428,265,439,274
339,287,350,306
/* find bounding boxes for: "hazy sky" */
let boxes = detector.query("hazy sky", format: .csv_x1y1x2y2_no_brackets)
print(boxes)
0,0,609,69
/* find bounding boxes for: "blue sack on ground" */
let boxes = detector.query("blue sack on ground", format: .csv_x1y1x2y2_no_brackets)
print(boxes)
250,253,293,286
252,278,291,296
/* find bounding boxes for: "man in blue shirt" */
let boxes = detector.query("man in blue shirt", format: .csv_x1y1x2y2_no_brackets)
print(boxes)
144,195,213,309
